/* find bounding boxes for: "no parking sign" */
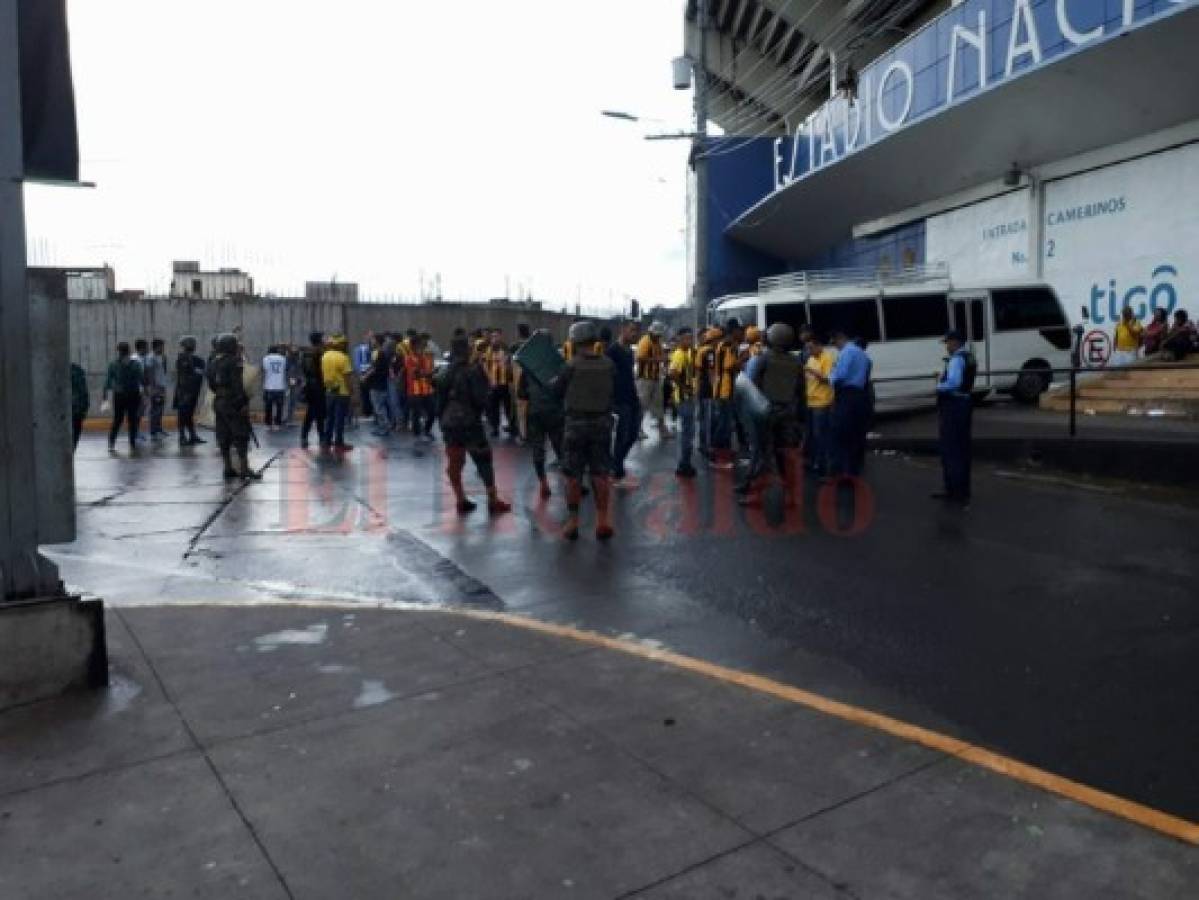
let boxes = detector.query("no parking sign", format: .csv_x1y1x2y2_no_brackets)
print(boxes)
1082,330,1112,369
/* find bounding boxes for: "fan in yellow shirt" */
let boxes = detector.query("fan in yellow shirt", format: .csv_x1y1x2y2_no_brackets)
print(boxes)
668,328,700,477
1113,307,1143,366
321,337,353,396
803,333,837,475
319,335,355,451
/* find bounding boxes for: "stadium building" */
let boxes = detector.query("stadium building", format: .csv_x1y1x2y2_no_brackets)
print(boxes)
684,0,1199,331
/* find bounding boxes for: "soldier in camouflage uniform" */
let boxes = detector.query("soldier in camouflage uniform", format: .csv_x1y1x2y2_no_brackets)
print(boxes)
515,329,566,499
552,321,615,541
737,323,802,502
436,336,512,516
206,333,260,481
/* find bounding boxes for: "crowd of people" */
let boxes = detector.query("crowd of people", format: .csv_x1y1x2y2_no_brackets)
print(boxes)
88,314,989,528
74,297,1199,537
355,317,893,530
1113,306,1197,362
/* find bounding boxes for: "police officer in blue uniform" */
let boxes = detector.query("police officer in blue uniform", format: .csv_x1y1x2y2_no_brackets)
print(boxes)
933,329,977,507
828,327,873,478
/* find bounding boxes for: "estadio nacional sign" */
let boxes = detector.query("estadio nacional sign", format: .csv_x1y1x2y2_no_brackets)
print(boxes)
773,0,1195,191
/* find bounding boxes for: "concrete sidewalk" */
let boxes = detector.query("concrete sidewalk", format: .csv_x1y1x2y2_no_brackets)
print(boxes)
869,401,1199,486
1,602,1194,900
872,400,1199,443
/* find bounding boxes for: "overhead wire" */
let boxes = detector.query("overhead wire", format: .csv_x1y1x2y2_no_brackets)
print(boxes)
697,0,830,111
710,0,903,136
697,0,845,133
703,0,927,139
701,5,875,139
699,0,930,155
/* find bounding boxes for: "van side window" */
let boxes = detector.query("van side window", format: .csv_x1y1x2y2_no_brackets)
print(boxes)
881,294,949,340
764,301,808,332
992,288,1067,331
809,300,881,344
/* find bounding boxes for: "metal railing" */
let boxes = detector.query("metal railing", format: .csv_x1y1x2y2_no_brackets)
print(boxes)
758,263,951,296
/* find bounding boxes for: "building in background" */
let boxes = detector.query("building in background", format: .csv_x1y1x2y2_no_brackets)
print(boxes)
305,281,359,304
169,261,254,300
487,297,543,311
60,265,115,300
684,0,1199,328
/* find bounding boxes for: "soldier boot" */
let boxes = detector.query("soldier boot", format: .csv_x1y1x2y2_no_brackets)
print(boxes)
237,444,261,481
562,479,582,541
445,447,476,514
593,476,614,541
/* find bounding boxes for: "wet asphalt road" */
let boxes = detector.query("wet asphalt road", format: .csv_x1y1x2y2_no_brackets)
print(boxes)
56,423,1199,822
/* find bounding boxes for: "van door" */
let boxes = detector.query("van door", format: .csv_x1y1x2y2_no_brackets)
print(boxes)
950,294,990,389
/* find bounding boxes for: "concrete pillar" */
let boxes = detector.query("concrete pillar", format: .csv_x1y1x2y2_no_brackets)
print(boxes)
0,0,59,601
0,0,107,710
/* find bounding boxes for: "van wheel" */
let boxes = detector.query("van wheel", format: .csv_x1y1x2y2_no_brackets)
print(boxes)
1013,361,1051,404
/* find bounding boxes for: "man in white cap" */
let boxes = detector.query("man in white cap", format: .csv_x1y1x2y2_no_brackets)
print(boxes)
634,321,671,439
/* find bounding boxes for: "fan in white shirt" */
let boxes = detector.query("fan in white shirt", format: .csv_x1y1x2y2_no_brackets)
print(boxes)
262,349,289,430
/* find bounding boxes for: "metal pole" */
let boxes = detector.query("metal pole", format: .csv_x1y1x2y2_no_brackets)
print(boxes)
1068,366,1077,438
1069,324,1084,438
692,0,709,331
0,0,61,601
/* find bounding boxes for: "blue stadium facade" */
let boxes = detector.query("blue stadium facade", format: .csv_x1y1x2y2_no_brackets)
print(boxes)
692,0,1199,326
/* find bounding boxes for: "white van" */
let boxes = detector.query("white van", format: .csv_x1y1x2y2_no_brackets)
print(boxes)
709,265,1073,410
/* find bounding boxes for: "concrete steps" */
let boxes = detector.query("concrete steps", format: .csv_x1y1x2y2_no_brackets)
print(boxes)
1040,363,1199,417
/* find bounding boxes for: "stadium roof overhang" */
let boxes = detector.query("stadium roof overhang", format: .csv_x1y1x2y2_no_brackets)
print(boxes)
683,0,947,135
726,5,1199,262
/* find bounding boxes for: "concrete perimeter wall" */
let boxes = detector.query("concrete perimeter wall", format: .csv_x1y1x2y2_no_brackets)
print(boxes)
68,296,601,406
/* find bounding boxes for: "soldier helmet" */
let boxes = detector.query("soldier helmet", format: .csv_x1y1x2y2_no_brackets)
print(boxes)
568,320,598,345
216,333,239,354
766,323,795,350
450,336,471,360
648,321,667,336
180,336,197,352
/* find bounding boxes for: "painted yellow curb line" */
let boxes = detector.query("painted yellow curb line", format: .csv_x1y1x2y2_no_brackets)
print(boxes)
459,608,1199,846
109,597,1199,845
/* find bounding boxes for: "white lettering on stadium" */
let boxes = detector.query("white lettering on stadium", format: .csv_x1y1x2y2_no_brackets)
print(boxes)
776,0,1187,189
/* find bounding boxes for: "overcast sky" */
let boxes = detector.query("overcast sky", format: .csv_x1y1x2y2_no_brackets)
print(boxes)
25,0,695,312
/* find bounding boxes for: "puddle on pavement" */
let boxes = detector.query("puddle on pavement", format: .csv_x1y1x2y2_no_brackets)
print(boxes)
353,679,397,709
253,622,328,653
101,673,143,716
316,663,354,675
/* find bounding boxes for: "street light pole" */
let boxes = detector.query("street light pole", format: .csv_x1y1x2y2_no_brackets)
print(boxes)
691,0,710,330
